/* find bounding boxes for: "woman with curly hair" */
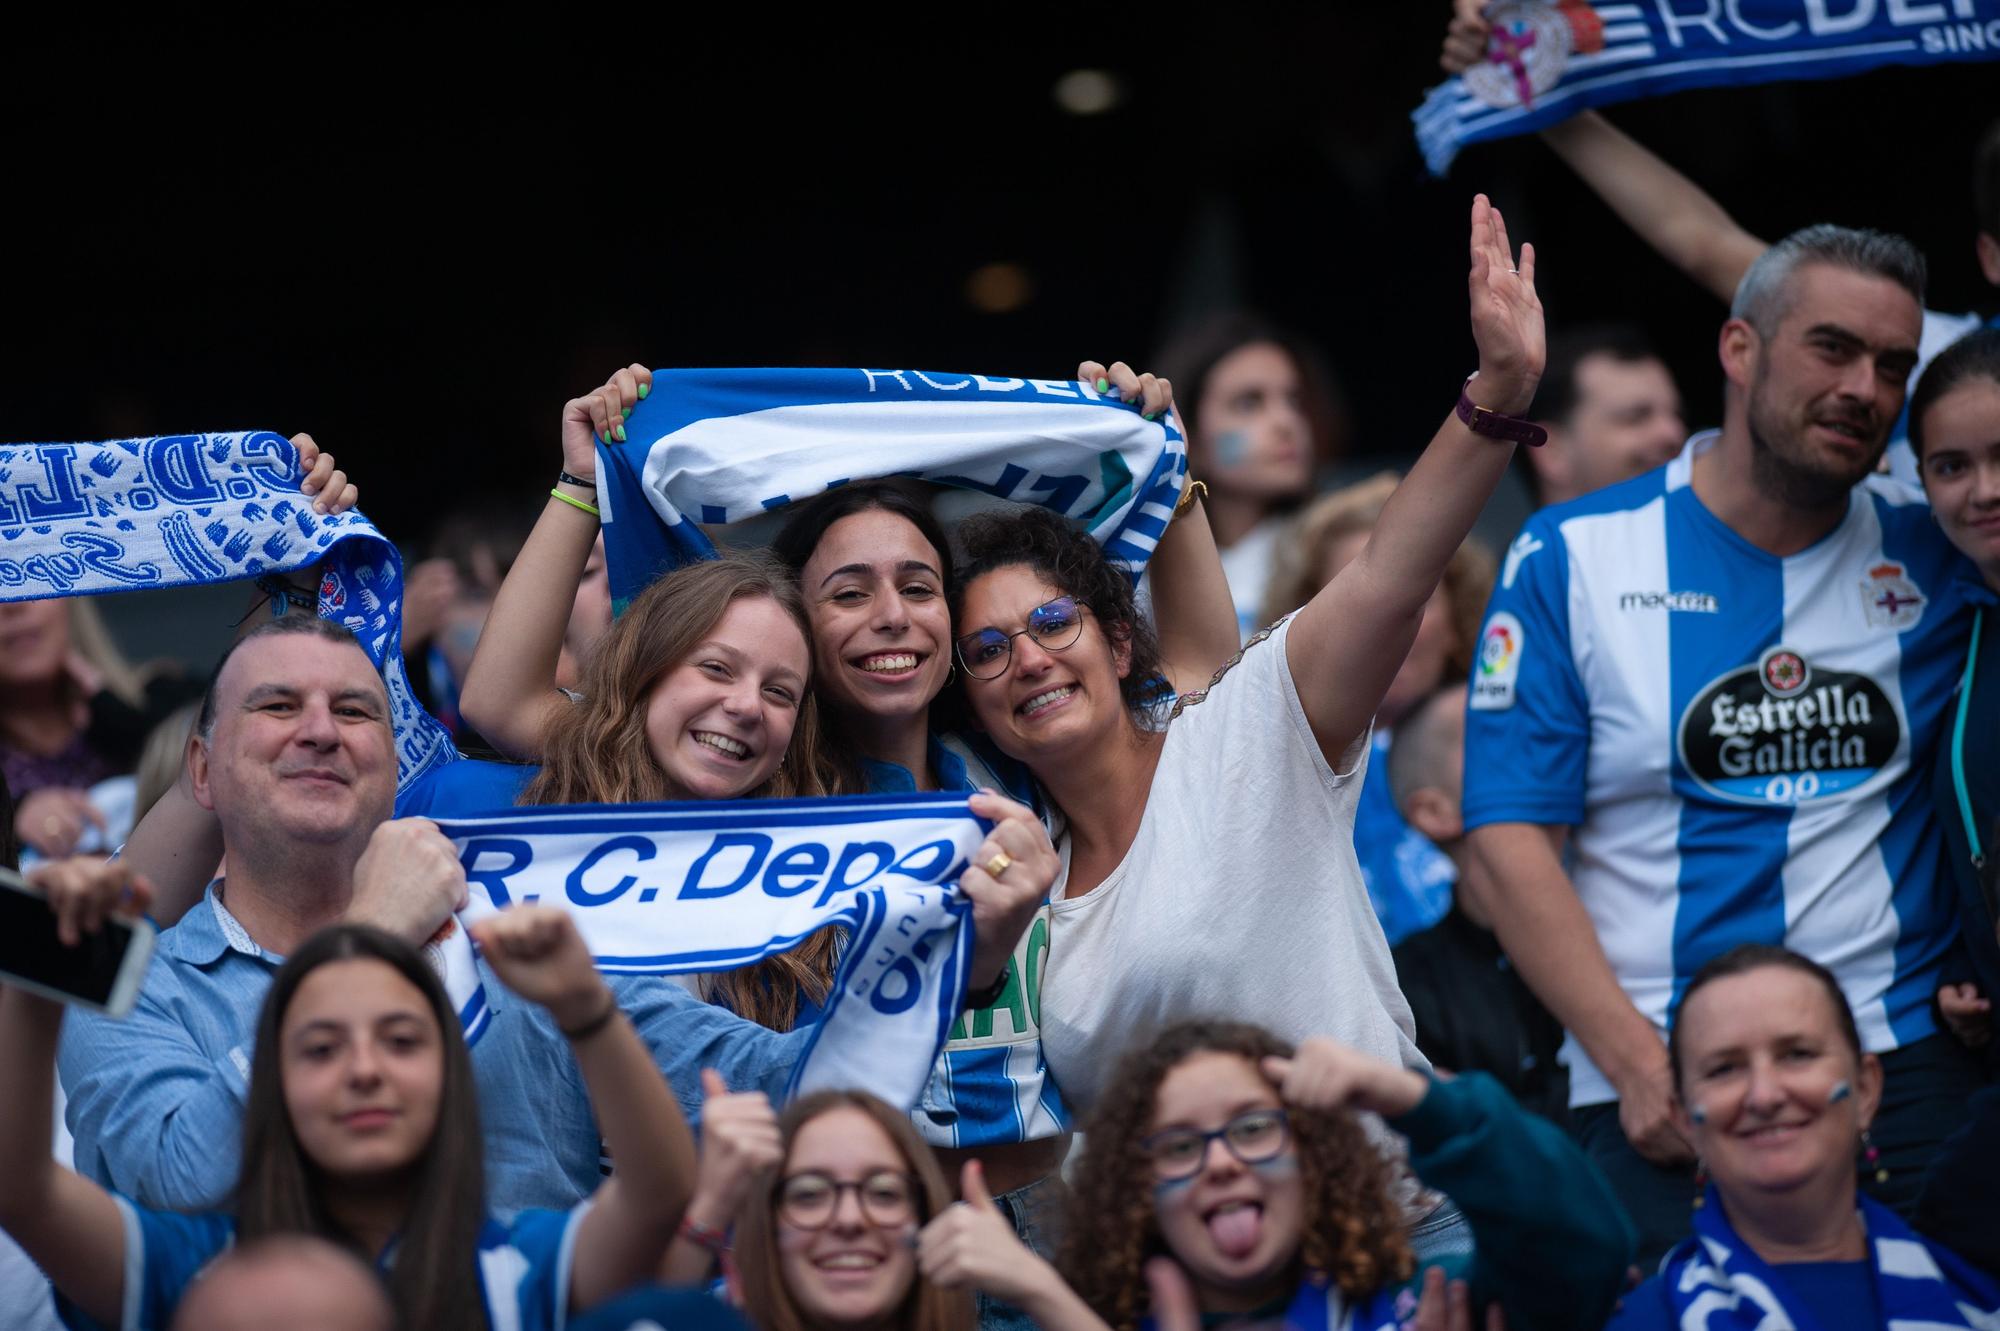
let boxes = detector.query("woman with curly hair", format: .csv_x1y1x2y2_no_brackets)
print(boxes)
914,1021,1632,1331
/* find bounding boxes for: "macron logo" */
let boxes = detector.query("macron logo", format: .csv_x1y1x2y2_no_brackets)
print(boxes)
1501,532,1544,590
1619,590,1720,613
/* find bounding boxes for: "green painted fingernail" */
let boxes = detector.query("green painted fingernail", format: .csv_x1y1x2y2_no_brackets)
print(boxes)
637,382,650,399
1095,377,1109,392
1144,411,1157,420
613,424,627,442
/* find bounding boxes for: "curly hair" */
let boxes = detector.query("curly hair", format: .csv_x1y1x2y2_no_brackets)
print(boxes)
520,552,841,1031
1258,474,1496,678
1057,1022,1413,1331
733,1089,974,1331
950,507,1165,720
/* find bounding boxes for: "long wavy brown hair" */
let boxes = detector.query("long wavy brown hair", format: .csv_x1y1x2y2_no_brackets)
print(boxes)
1057,1022,1414,1331
733,1089,974,1331
520,552,841,1031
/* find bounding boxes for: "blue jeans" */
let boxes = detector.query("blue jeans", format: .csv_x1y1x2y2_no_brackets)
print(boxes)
974,1173,1067,1331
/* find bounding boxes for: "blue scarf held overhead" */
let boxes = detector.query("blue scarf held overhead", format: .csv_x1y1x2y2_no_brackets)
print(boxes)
1413,0,2000,175
1663,1183,2000,1330
0,432,452,793
594,367,1187,610
430,792,986,1105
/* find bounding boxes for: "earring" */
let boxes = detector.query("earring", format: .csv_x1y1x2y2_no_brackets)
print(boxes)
1861,1129,1888,1185
1692,1158,1707,1209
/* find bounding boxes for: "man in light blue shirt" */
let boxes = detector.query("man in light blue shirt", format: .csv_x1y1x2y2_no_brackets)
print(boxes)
58,614,807,1215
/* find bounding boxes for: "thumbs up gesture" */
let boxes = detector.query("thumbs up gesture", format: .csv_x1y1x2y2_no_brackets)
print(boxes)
687,1068,783,1229
916,1161,1052,1307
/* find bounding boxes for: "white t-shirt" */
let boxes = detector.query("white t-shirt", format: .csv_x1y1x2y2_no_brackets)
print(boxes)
1039,615,1427,1117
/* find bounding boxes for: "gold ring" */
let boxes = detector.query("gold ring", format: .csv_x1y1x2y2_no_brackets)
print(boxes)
985,851,1013,877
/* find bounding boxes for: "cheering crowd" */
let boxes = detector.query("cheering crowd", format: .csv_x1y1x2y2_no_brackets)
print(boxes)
2,22,2000,1331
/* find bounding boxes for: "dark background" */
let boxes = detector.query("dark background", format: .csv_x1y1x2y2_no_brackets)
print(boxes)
2,13,1992,659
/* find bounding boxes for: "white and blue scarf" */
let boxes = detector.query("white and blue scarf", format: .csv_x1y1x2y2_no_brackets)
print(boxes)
0,432,452,792
430,792,988,1104
1414,1,2000,175
594,367,1187,609
1664,1185,2000,1330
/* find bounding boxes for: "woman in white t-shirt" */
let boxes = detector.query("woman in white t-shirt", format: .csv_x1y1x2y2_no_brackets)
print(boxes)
945,196,1546,1116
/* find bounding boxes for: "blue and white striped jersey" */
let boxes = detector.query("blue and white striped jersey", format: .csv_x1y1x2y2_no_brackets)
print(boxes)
1463,433,1978,1108
866,733,1072,1150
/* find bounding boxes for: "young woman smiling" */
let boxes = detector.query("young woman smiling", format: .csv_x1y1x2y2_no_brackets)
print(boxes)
730,1090,973,1331
0,859,699,1331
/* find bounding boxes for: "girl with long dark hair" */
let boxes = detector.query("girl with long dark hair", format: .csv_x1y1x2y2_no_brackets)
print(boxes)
0,864,698,1331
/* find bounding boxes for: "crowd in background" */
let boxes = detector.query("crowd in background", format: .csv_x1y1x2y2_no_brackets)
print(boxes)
1,13,1999,1329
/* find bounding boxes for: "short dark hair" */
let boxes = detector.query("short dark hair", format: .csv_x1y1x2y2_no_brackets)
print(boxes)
1908,327,2000,461
951,508,1165,720
196,614,373,741
1975,119,2000,242
1531,324,1664,426
1666,943,1862,1094
1731,224,1927,338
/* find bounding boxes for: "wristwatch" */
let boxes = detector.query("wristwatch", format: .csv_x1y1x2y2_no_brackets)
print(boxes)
1455,375,1547,448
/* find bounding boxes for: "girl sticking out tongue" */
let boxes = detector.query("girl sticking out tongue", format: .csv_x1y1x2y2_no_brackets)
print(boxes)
912,1022,1634,1331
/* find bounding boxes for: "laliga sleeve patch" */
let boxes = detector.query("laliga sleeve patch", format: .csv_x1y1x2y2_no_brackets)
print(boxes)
1470,612,1524,711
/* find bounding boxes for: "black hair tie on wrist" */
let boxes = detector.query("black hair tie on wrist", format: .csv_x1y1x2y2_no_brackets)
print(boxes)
560,995,619,1042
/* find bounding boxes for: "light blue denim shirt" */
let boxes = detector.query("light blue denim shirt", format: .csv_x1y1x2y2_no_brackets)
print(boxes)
59,882,810,1218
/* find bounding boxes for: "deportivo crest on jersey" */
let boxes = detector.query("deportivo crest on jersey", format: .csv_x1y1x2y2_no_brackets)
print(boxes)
1861,561,1927,631
1678,647,1900,807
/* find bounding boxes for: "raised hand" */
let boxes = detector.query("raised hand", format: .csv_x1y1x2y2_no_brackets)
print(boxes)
468,905,612,1034
560,364,653,484
1441,0,1492,74
291,433,359,516
917,1161,1046,1305
1259,1035,1430,1119
1076,359,1174,423
1465,193,1544,416
1144,1258,1203,1331
28,857,153,948
1411,1265,1506,1331
15,788,108,861
346,817,469,948
957,790,1060,992
688,1068,784,1226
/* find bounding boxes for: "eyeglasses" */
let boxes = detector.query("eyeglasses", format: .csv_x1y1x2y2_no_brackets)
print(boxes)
1139,1108,1291,1181
774,1170,924,1230
953,596,1089,680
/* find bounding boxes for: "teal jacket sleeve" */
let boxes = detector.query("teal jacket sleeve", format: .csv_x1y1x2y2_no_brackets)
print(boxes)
1388,1072,1635,1331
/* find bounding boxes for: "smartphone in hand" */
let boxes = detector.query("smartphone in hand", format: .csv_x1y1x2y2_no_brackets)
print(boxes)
0,865,155,1018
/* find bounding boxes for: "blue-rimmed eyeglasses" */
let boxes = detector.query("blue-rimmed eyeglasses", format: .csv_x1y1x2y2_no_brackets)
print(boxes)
774,1170,924,1230
953,596,1089,680
1139,1108,1291,1180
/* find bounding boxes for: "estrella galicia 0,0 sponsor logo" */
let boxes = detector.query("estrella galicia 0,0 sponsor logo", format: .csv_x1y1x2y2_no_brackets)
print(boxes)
1676,646,1900,806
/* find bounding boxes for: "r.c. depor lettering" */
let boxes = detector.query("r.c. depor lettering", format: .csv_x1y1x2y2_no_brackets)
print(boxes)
459,831,963,912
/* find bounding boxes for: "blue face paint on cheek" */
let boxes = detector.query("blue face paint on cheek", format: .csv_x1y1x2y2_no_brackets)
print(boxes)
1213,431,1251,467
1689,1104,1709,1126
1828,1080,1852,1106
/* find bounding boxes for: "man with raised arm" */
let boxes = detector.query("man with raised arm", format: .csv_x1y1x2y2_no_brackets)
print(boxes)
1442,2,2000,484
1462,225,1990,1265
